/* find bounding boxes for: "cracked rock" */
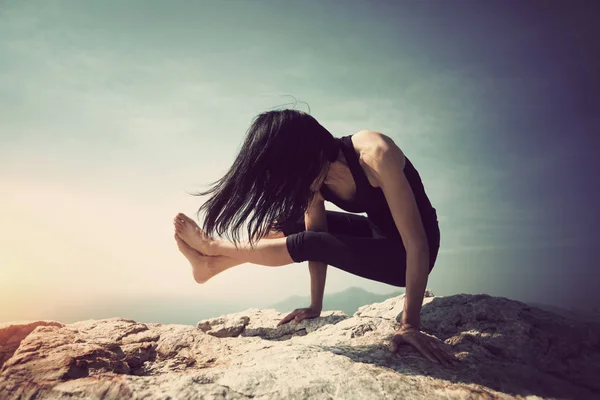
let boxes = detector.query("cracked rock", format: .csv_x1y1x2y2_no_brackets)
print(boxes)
1,294,599,399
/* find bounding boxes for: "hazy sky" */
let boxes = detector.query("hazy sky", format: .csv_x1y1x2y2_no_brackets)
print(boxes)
1,0,598,322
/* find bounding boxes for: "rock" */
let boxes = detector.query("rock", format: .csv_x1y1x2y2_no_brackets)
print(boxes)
1,293,599,399
0,320,65,369
197,308,348,340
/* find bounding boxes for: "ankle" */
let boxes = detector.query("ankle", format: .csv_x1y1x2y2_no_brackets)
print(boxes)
207,238,222,257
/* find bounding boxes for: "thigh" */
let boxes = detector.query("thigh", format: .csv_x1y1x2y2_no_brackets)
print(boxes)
286,227,440,287
281,210,373,238
286,231,410,287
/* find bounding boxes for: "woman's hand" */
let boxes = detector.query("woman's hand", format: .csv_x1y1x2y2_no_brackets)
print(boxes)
277,306,322,326
389,325,461,368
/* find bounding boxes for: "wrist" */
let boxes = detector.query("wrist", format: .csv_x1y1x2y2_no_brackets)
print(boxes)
398,322,419,331
399,308,420,329
309,303,322,311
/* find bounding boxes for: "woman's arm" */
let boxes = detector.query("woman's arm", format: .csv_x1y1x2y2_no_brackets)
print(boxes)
362,131,430,328
305,191,328,310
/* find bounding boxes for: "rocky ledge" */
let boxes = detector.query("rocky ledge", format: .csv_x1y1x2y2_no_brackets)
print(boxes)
1,292,599,400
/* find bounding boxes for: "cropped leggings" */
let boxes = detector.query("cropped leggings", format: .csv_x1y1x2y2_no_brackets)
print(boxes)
282,210,440,287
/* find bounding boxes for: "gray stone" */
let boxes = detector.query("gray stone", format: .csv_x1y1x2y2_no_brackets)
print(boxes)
1,292,599,399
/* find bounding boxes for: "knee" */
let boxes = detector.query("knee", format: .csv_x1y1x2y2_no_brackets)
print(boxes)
285,231,324,263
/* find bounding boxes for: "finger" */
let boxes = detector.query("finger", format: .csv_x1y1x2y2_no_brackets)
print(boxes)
430,342,455,367
421,347,440,365
434,343,459,366
281,315,299,325
443,351,460,367
426,340,446,362
389,331,406,354
426,340,451,366
433,347,452,367
389,338,399,354
278,311,299,326
424,347,442,365
417,340,441,365
432,341,460,366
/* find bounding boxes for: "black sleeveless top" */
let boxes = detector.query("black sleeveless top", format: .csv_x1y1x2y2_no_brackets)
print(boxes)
320,135,438,240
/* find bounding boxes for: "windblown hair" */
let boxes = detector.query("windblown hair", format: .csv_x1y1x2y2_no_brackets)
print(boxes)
192,109,340,248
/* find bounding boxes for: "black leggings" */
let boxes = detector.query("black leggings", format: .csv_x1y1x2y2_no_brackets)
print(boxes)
283,210,440,287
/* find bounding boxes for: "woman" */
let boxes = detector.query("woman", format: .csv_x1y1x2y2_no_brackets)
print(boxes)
173,109,460,367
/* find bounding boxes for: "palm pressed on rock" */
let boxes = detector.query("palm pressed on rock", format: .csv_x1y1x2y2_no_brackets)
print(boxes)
390,326,461,368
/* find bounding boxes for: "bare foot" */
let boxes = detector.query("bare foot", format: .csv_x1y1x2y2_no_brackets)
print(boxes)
174,233,229,283
173,213,220,256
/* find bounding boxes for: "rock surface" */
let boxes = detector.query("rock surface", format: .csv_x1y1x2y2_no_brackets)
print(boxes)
1,292,599,399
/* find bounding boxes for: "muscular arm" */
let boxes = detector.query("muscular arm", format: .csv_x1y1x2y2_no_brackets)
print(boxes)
304,190,328,310
362,130,430,329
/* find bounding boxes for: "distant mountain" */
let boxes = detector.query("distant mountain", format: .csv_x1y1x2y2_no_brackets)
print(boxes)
269,286,404,316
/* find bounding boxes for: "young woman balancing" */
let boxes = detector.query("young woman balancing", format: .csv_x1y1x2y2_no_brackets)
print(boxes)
173,109,460,368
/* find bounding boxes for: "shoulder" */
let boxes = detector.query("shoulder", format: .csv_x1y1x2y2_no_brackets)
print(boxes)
354,130,402,156
354,129,391,146
354,130,406,180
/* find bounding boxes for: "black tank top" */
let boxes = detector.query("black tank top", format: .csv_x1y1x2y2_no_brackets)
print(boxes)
320,135,438,240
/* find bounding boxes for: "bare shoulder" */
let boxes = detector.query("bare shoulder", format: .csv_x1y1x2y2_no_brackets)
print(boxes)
354,130,400,156
353,130,405,186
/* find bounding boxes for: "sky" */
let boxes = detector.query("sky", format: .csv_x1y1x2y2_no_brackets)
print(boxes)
1,0,599,323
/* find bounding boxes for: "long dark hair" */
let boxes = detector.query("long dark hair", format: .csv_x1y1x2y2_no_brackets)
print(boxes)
191,109,340,248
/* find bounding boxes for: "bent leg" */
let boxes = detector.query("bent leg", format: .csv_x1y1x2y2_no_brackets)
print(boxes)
286,231,411,287
208,210,440,285
286,229,440,287
213,211,375,268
